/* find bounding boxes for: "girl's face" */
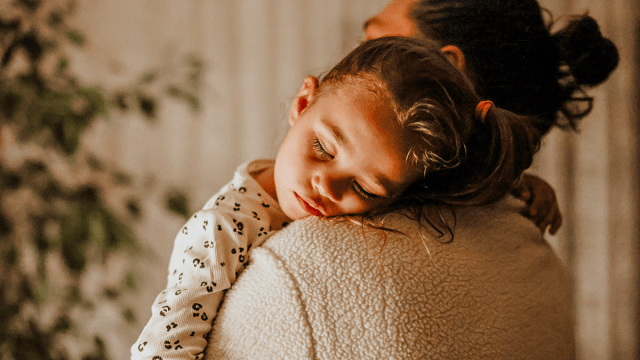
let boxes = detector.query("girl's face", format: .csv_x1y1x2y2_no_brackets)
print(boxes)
274,77,420,220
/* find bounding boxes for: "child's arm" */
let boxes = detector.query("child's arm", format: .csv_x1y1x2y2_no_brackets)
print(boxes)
131,210,256,360
131,163,287,360
511,173,563,235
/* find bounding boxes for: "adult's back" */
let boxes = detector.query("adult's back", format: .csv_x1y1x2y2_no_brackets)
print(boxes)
205,197,574,359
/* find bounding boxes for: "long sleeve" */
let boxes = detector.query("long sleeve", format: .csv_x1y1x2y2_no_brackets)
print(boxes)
132,161,289,360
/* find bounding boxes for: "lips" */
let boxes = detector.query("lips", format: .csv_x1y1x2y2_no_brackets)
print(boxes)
295,193,323,217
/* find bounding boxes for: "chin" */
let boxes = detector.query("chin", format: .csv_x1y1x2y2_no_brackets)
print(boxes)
278,193,303,220
285,206,308,221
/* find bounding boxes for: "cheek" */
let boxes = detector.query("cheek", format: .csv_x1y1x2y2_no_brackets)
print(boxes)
275,138,307,190
331,194,385,216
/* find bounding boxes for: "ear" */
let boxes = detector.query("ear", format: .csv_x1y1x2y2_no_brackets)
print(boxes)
440,45,466,73
289,76,319,125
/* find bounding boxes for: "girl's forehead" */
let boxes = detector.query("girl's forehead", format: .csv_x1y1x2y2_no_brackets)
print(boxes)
312,87,417,196
320,76,392,108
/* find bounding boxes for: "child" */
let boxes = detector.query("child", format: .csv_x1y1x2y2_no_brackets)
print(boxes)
131,36,540,359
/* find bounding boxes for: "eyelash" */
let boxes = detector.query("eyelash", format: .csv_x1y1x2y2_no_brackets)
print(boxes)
352,181,377,200
312,138,334,160
312,137,377,200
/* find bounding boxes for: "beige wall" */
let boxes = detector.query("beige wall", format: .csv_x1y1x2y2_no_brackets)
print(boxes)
71,0,639,359
533,0,640,358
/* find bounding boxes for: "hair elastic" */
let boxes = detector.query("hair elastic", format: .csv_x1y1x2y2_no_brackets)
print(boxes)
475,100,494,122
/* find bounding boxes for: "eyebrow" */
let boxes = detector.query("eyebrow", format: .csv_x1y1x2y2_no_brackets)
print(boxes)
370,177,393,198
322,120,395,198
323,120,346,148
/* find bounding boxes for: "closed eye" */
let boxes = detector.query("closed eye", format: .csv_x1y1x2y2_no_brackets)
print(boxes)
312,137,334,160
353,181,379,200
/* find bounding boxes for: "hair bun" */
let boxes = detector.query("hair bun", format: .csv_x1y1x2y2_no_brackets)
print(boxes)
553,14,619,86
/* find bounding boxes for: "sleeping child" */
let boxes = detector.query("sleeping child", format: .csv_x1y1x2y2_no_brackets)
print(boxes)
131,36,543,359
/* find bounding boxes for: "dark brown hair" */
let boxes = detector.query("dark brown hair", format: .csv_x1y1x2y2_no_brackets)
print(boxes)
318,37,540,236
411,0,619,135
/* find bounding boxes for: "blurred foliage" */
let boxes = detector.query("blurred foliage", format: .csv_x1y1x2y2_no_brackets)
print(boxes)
0,1,200,359
164,187,191,220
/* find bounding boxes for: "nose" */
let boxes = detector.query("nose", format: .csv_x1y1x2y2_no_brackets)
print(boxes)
312,170,348,202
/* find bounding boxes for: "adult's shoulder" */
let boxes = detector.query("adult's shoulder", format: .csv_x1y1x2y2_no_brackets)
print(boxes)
206,197,575,359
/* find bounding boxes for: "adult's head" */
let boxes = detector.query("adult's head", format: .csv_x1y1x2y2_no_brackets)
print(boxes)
364,0,620,135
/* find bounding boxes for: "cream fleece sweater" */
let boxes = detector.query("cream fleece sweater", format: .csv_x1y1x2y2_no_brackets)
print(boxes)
205,197,575,359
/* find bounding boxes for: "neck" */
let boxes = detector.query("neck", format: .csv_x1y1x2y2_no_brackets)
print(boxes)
253,164,278,201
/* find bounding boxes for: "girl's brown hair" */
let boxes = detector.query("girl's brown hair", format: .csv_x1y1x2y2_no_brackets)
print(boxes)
319,37,541,237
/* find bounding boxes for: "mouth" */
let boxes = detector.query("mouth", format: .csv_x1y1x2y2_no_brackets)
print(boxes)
295,193,323,217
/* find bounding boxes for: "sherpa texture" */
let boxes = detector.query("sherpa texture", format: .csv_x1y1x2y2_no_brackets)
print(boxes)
205,197,575,360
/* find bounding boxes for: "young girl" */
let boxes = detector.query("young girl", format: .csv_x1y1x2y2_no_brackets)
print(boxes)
131,36,540,360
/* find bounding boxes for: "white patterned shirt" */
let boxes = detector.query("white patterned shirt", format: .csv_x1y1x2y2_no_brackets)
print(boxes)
132,160,290,360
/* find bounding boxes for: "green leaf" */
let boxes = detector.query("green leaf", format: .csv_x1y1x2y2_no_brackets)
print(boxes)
0,169,23,189
21,33,44,62
65,29,86,46
122,306,137,323
113,92,128,110
3,244,18,265
0,90,22,119
88,207,107,251
187,55,204,88
137,94,157,119
23,159,48,175
166,85,181,97
183,92,200,111
19,278,35,302
82,336,108,360
112,171,132,185
66,286,82,304
166,85,200,112
86,155,105,171
139,70,157,84
48,9,64,28
53,315,72,333
102,208,134,250
34,278,48,304
124,272,136,290
60,202,89,273
39,177,63,201
16,0,41,13
34,219,50,253
56,57,69,75
126,197,142,220
103,287,119,299
76,86,108,117
165,188,190,219
0,18,21,33
41,90,74,117
61,114,81,154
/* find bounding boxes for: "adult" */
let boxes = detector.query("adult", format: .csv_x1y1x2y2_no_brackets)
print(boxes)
364,0,619,235
205,199,573,359
204,0,617,358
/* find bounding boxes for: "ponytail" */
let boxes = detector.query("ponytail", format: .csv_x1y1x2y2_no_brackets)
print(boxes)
552,14,620,129
400,104,540,208
460,106,541,205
